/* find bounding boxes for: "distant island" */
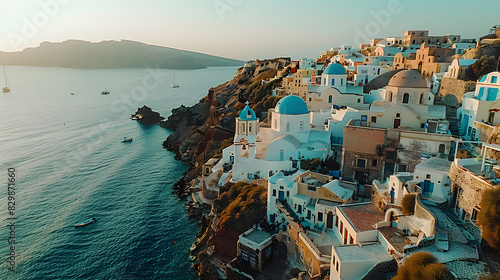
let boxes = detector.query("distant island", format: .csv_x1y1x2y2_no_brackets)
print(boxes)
0,40,244,69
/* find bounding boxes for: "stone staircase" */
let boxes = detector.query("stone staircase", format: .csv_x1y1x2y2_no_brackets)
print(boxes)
445,106,460,137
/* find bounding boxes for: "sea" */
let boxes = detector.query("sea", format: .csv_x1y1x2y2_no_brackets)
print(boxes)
0,65,240,279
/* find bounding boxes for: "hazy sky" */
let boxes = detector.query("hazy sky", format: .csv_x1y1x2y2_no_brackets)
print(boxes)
0,0,498,60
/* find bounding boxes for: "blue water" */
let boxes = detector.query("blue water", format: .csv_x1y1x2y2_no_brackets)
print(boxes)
0,66,239,279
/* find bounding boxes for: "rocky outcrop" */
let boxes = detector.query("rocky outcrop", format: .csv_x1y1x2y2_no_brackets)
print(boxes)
162,59,284,166
131,105,164,125
438,78,476,105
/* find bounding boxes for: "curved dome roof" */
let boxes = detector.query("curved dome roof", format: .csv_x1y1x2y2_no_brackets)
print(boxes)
239,105,257,120
323,63,346,75
388,70,427,88
275,95,309,115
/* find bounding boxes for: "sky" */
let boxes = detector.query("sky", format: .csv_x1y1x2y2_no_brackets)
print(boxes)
0,0,498,61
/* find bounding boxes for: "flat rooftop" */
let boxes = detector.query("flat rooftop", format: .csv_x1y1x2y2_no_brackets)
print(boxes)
396,174,414,183
415,157,452,173
317,198,342,207
339,203,385,232
378,226,407,253
335,242,392,263
242,229,272,245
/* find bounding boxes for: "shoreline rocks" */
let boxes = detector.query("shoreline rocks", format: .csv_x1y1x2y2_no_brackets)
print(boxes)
131,105,164,125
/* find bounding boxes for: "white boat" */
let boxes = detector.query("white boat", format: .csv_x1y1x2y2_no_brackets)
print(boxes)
171,72,180,88
3,64,10,93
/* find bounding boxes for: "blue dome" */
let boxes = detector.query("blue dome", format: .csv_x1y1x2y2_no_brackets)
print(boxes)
323,63,346,75
239,105,257,120
276,95,309,115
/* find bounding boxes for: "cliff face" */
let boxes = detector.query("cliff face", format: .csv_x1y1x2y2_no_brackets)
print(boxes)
162,58,288,183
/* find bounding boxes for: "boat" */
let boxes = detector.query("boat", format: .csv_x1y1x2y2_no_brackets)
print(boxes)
121,137,133,143
73,217,96,227
70,93,75,95
171,72,180,88
101,80,110,95
3,64,10,93
189,243,197,252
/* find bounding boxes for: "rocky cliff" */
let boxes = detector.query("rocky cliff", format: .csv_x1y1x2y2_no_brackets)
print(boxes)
162,58,289,189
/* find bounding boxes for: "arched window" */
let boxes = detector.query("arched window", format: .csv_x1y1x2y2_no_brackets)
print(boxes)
241,123,245,134
280,150,284,161
308,258,313,274
328,95,333,103
388,91,393,102
439,144,445,153
274,119,277,129
249,123,253,134
403,93,410,104
420,93,424,104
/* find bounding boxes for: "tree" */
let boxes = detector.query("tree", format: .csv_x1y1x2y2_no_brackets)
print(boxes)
401,193,417,215
477,188,500,251
393,252,452,280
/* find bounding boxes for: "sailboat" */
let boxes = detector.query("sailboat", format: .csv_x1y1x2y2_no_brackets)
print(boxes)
101,80,110,95
3,64,10,93
171,72,180,88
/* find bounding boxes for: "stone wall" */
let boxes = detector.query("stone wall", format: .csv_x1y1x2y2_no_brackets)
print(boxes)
449,161,492,218
438,78,476,105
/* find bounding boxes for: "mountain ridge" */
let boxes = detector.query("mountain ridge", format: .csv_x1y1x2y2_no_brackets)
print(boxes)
0,39,244,69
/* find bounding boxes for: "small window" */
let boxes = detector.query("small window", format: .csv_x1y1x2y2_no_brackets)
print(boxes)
426,174,431,179
396,113,401,117
318,212,323,222
357,158,366,168
272,190,276,196
471,207,480,222
398,165,407,172
403,93,410,104
439,144,445,153
371,116,377,123
372,159,378,167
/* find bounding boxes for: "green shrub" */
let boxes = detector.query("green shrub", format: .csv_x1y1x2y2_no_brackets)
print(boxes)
393,252,452,280
401,193,417,215
477,188,500,250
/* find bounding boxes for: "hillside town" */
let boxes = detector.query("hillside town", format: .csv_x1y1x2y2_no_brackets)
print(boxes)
175,26,500,280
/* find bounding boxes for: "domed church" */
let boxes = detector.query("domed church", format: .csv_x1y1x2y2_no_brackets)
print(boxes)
222,95,332,182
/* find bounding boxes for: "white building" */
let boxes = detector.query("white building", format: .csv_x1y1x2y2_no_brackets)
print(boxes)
444,59,477,79
221,96,333,182
457,71,500,140
267,170,353,228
